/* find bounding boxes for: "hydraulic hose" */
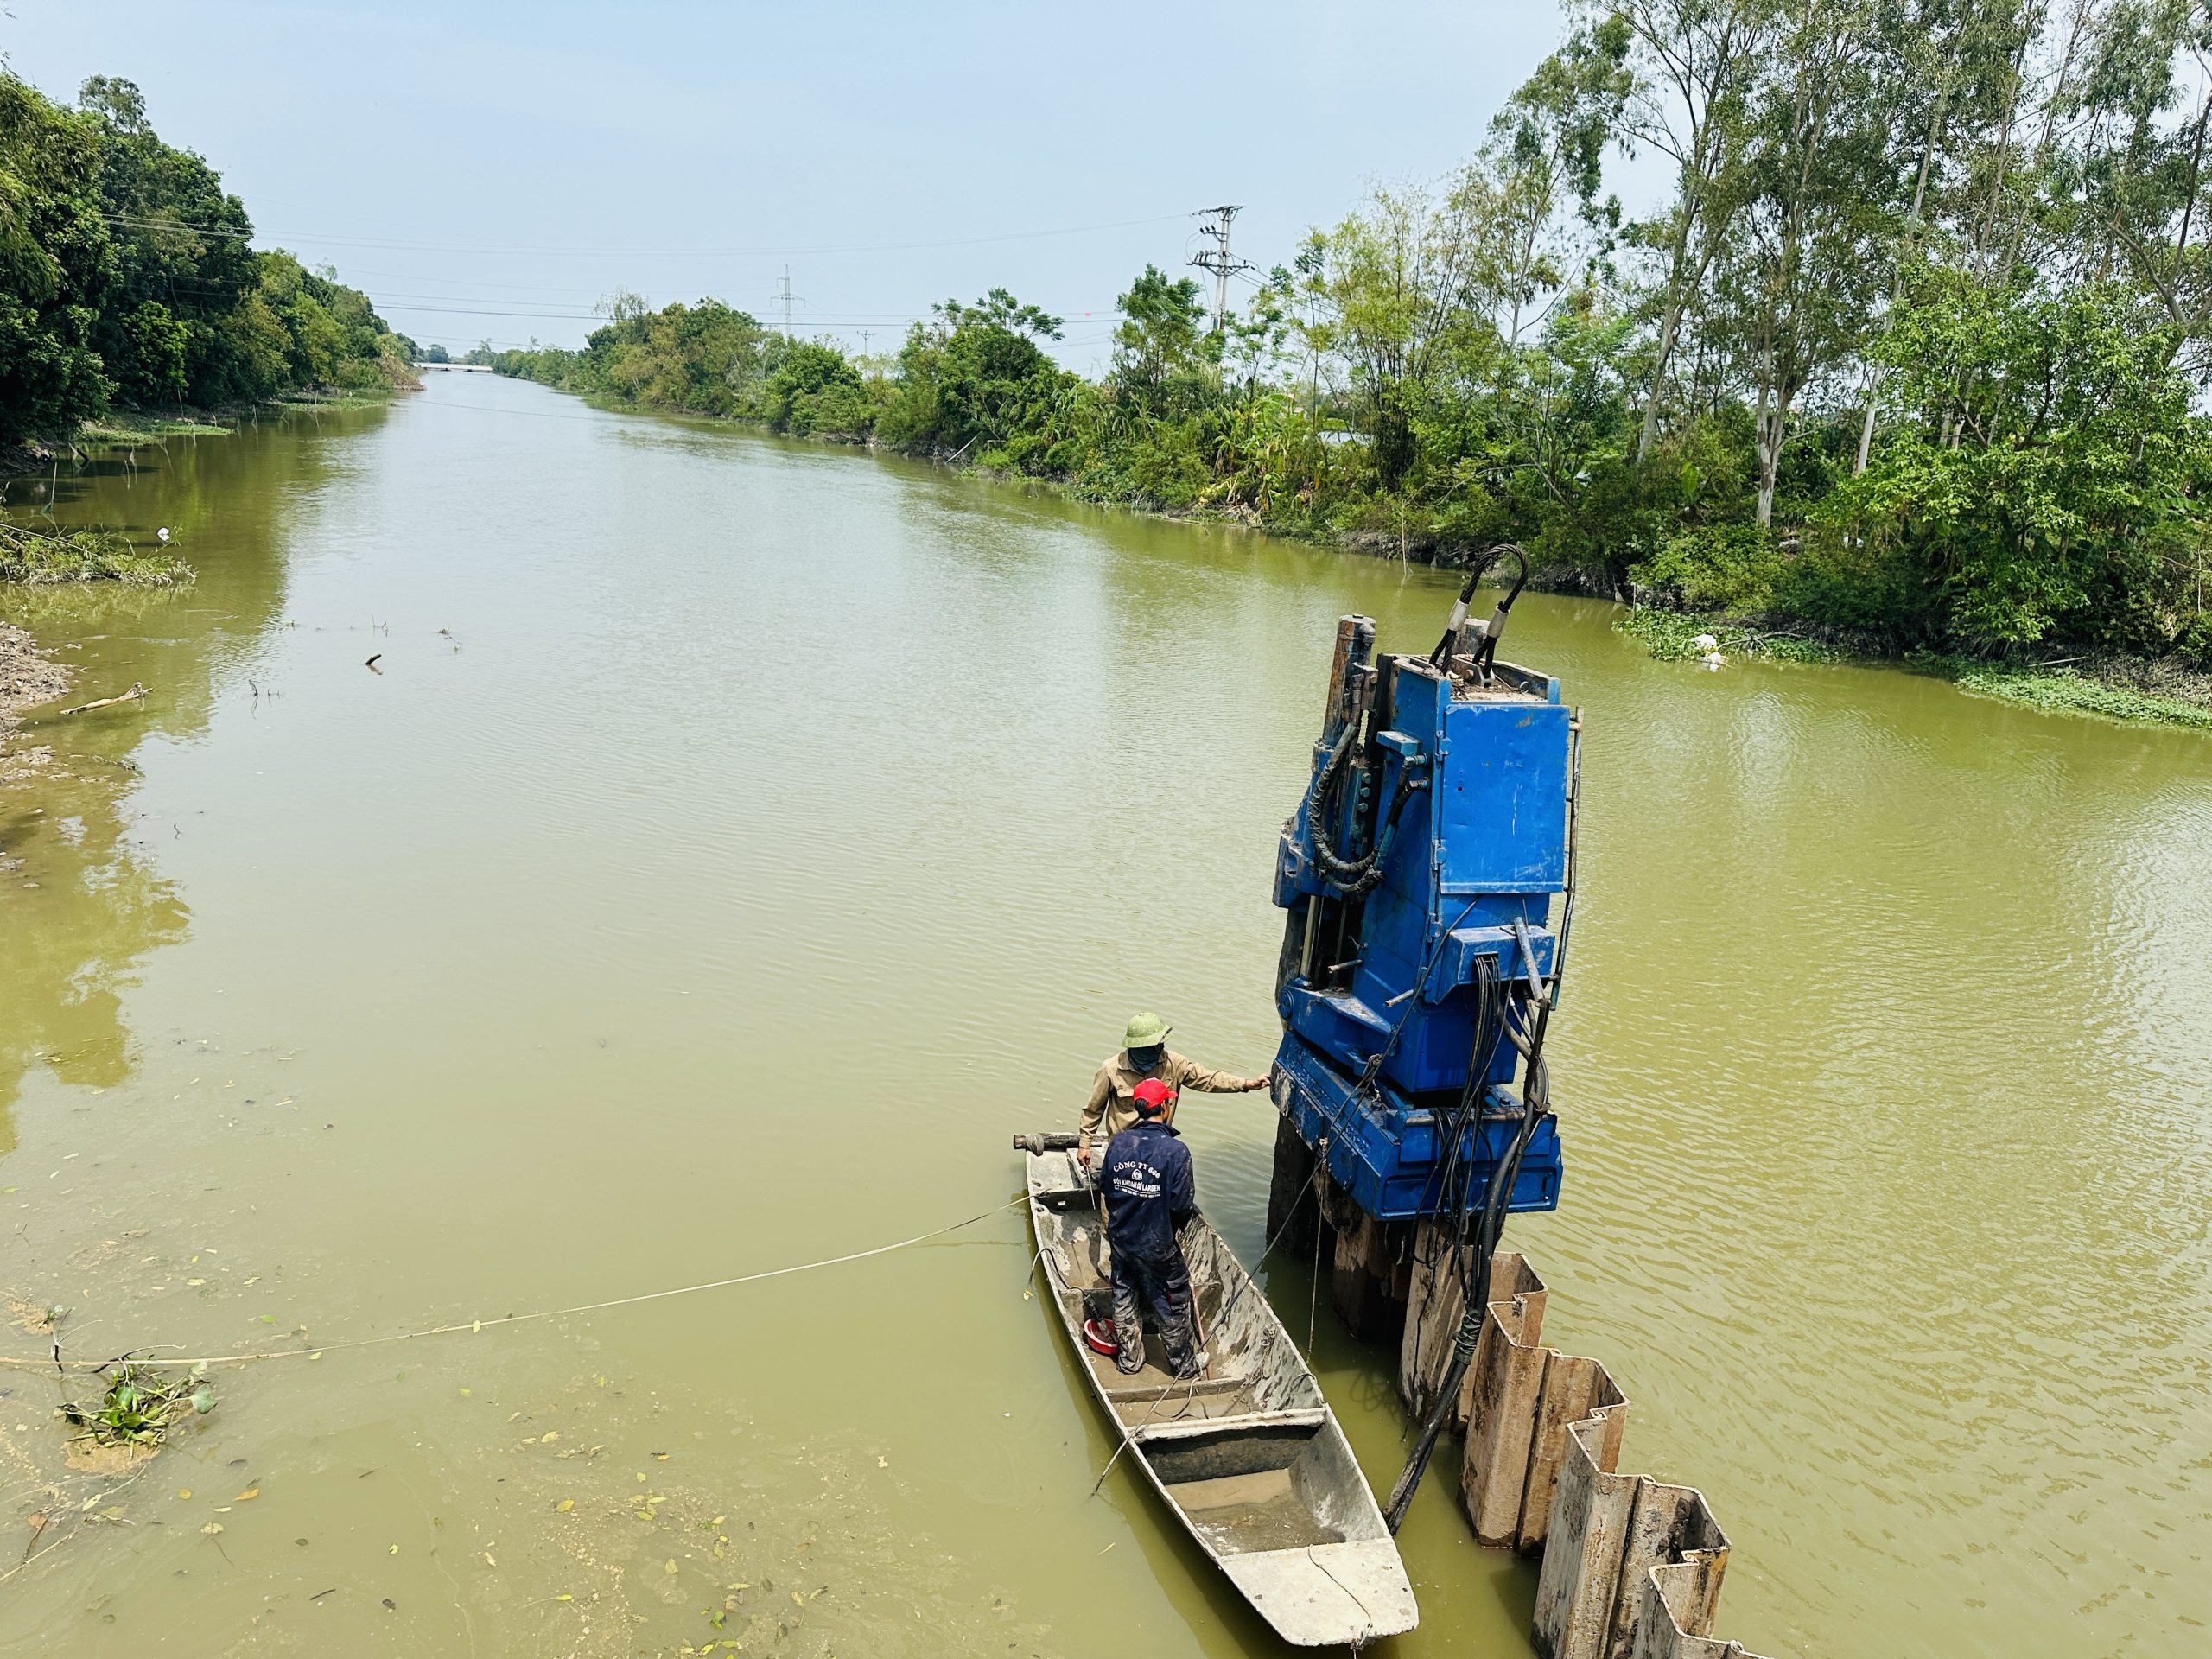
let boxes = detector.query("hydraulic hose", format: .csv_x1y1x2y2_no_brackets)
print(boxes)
1430,543,1532,679
1431,560,1491,666
1306,721,1428,897
1315,767,1425,897
1418,955,1503,1294
1473,543,1530,676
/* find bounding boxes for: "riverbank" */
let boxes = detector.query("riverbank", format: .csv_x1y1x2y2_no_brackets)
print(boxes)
1,389,416,481
994,468,2212,732
0,620,68,785
499,378,2212,734
1,521,197,784
1613,605,2212,729
1,416,223,476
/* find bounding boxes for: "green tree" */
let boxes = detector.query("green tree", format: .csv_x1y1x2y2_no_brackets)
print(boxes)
763,338,873,436
1300,181,1495,489
0,73,112,443
1833,271,2212,646
1477,15,1634,352
78,74,260,405
876,290,1072,466
1724,0,1892,524
1611,0,1767,459
1109,265,1214,419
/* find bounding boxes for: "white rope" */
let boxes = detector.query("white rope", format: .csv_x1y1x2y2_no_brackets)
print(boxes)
2,1197,1027,1374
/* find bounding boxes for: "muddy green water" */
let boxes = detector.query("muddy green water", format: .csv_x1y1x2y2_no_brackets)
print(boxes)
2,375,2208,1658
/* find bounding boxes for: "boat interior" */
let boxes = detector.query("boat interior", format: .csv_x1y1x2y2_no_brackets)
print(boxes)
1028,1151,1389,1556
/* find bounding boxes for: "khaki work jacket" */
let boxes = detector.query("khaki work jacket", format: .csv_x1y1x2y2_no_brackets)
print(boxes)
1080,1050,1250,1149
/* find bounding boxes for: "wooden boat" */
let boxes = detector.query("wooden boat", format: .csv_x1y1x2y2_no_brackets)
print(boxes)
1015,1133,1418,1647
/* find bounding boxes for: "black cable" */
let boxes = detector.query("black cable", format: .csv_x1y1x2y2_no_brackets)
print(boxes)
1349,899,1484,1100
1442,958,1505,1302
1472,545,1530,677
1406,950,1503,1427
1429,543,1531,680
1383,971,1555,1534
1430,555,1497,666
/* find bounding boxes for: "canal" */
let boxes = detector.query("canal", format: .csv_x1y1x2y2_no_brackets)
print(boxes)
2,372,2207,1656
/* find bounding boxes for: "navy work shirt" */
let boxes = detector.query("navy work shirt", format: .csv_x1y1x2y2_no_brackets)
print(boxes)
1101,1119,1195,1262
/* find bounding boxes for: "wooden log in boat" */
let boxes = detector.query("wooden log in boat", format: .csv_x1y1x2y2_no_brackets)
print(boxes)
1017,1135,1418,1647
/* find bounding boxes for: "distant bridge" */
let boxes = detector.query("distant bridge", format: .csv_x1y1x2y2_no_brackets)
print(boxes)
416,362,495,372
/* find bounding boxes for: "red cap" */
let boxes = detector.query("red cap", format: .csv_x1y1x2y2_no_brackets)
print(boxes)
1132,1078,1177,1115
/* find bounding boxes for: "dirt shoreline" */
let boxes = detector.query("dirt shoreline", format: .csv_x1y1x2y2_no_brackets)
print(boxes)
1,620,70,779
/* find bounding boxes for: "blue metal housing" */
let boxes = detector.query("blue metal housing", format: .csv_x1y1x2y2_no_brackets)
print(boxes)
1269,621,1570,1224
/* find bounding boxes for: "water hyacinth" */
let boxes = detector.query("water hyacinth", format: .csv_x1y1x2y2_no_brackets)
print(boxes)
60,1362,215,1452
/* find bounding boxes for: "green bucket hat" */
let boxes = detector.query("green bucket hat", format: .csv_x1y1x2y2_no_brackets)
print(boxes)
1122,1012,1171,1050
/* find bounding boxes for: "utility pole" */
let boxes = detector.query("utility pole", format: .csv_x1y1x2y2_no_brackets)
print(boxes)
774,266,803,334
1190,205,1255,333
857,327,874,360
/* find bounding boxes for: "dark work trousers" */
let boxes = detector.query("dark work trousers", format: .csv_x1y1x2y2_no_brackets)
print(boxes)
1110,1244,1199,1378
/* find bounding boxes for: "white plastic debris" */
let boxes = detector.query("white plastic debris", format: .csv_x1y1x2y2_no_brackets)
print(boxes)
1691,632,1718,652
1701,651,1725,671
156,527,171,543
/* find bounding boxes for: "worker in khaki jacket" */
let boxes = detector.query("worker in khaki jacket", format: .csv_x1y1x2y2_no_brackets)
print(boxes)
1077,1012,1269,1168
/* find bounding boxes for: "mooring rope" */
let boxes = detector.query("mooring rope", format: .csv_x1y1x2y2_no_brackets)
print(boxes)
1,1196,1027,1375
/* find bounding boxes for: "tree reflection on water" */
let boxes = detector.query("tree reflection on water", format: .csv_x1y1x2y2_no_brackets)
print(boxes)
0,402,383,1146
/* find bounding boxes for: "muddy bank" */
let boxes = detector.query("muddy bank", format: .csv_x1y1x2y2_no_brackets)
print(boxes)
0,620,69,768
1,617,70,795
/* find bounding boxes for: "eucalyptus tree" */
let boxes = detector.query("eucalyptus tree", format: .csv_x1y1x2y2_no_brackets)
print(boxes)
1473,15,1635,354
1727,0,1893,524
1605,0,1770,458
1850,0,2034,472
2062,0,2212,375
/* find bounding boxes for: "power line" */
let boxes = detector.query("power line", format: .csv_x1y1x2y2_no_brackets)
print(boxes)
377,302,1126,325
89,208,1194,259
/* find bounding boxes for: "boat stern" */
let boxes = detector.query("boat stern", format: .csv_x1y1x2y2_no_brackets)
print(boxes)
1221,1540,1418,1646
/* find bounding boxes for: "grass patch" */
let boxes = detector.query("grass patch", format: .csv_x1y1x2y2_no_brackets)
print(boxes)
1614,607,1846,664
1618,606,2212,731
275,390,393,410
1,523,194,587
74,412,232,443
1930,658,2212,729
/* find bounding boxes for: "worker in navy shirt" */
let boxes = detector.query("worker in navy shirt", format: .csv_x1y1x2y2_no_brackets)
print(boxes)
1096,1077,1203,1378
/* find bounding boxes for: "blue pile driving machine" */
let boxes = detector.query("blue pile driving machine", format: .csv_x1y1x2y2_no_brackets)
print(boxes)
1264,549,1579,1306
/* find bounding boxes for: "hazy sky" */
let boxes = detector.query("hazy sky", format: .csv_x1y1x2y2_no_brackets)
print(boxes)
8,2,1573,371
